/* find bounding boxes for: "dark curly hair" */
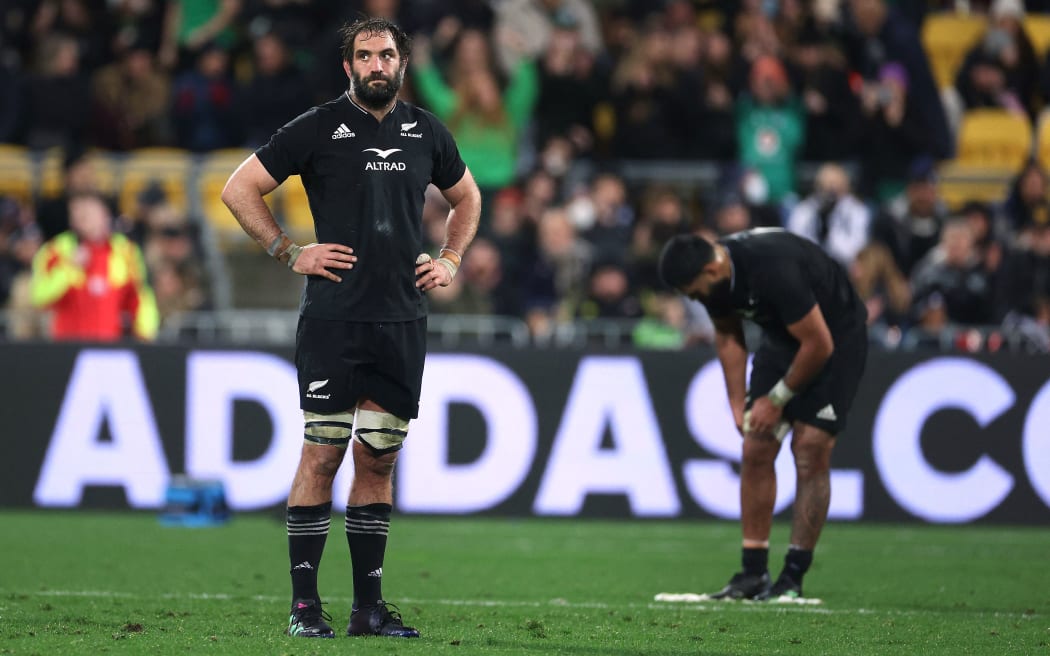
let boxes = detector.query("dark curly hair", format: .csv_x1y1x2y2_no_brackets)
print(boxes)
339,16,412,64
658,234,716,289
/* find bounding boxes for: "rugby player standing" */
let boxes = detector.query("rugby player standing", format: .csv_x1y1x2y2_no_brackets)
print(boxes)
223,16,481,637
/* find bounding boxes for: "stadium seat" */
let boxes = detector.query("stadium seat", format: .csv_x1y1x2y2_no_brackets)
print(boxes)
197,148,254,241
593,101,616,144
37,148,119,200
937,161,1014,210
0,144,33,204
943,109,1033,209
278,175,316,241
1025,14,1050,58
119,148,192,216
955,108,1033,171
921,13,987,88
36,147,66,200
1037,110,1050,171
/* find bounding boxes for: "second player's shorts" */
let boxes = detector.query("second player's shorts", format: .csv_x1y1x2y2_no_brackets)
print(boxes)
746,327,868,436
295,316,427,420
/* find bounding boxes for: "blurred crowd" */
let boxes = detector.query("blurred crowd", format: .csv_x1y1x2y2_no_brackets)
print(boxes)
3,0,1050,352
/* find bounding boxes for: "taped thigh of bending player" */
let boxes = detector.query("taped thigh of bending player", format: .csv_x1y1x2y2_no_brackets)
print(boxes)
353,408,409,456
743,409,791,442
303,409,355,447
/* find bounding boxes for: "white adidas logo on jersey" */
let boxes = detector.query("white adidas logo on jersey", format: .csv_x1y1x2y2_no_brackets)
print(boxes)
331,123,356,139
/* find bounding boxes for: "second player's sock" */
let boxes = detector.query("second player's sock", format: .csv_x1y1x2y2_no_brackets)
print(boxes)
742,547,769,576
346,503,391,608
782,546,813,584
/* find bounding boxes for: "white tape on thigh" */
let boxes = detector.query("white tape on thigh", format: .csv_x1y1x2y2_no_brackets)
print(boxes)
743,410,791,442
774,421,791,442
303,409,354,447
353,408,409,452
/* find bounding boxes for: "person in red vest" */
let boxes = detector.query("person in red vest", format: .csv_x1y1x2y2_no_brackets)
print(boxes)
30,191,159,341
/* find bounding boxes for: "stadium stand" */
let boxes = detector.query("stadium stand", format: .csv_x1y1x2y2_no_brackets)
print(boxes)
4,3,1050,353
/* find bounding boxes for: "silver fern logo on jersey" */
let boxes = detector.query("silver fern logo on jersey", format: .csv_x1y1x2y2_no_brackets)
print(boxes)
400,120,422,138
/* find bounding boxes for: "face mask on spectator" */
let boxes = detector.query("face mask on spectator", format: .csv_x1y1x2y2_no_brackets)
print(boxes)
742,172,769,206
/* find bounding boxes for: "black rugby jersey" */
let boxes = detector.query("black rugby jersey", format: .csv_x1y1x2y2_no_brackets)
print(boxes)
255,92,466,321
709,228,867,347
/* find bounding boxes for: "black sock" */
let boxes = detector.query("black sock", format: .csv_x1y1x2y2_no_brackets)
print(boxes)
742,547,769,576
287,502,331,603
346,503,391,608
782,546,813,584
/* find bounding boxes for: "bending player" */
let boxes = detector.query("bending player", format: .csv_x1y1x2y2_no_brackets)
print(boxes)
659,229,868,600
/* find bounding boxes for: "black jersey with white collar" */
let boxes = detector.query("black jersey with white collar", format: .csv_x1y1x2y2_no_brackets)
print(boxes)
255,92,466,321
709,228,867,347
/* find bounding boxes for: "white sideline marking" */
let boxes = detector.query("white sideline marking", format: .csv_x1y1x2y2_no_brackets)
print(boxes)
24,590,609,608
7,589,1041,620
654,592,824,605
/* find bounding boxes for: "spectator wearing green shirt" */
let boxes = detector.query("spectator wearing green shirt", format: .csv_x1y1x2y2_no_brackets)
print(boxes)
172,0,240,68
632,293,688,350
412,30,538,230
735,55,805,207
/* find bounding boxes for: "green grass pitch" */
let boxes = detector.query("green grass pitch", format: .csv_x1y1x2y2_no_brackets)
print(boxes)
1,511,1047,655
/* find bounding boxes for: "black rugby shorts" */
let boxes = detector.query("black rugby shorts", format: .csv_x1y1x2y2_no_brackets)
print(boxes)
294,316,427,419
746,326,867,435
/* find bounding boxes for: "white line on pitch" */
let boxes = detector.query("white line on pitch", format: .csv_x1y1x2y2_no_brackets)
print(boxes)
5,589,1042,620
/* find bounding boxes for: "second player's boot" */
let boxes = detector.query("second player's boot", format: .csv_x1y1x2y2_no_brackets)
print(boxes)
759,574,803,601
709,571,772,600
286,599,335,638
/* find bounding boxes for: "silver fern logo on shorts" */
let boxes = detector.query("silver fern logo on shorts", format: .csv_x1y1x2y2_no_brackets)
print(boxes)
307,379,332,399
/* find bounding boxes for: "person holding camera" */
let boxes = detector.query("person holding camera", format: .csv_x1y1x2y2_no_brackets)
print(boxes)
845,0,951,199
857,62,931,201
956,0,1039,119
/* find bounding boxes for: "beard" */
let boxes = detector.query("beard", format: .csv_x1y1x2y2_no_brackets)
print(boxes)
698,277,733,313
351,68,403,109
